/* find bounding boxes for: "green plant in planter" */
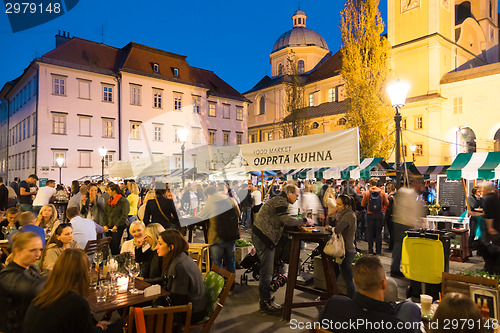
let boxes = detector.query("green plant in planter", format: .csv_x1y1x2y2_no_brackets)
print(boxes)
462,269,500,288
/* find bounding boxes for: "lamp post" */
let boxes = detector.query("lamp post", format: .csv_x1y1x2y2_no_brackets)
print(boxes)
56,157,64,185
177,128,189,188
387,80,410,189
410,145,417,163
99,147,107,183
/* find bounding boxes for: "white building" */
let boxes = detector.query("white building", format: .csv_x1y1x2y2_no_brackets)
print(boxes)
0,33,248,184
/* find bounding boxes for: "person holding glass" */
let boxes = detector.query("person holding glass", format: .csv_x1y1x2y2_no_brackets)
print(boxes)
0,232,45,333
23,249,118,333
39,223,78,272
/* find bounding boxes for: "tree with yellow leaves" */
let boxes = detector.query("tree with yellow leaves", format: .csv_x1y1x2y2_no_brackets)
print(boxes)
340,0,394,158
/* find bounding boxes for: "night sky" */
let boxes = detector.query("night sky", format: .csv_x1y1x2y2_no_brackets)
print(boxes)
0,0,390,94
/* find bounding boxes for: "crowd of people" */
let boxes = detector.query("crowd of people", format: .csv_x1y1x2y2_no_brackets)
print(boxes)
0,172,498,332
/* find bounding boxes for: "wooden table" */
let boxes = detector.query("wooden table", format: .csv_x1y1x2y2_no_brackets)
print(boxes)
180,217,208,243
283,227,338,322
87,279,167,317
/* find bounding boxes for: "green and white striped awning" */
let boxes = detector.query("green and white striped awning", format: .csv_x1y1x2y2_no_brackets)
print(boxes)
340,158,383,180
447,152,500,180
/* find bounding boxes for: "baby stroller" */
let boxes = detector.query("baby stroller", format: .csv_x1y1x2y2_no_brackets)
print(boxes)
239,252,287,292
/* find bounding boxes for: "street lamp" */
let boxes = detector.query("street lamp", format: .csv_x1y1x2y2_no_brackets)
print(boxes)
410,145,417,163
56,157,64,185
99,147,107,183
177,128,189,188
387,79,410,189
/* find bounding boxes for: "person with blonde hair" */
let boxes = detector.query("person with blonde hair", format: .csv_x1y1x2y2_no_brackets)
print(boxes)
23,249,114,332
137,223,165,285
323,187,337,228
35,204,59,235
127,182,140,230
0,232,44,333
39,223,78,272
137,189,155,221
121,220,150,256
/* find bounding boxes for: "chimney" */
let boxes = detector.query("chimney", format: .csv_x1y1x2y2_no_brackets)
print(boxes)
55,30,71,48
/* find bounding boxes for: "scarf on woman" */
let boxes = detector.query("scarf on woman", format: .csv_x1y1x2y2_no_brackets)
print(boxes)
108,194,122,208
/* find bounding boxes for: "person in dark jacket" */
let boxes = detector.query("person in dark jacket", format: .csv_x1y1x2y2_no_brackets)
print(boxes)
252,184,310,315
156,229,206,323
0,177,9,212
0,232,45,333
23,249,115,333
103,184,130,255
143,189,179,229
332,194,357,298
319,256,420,333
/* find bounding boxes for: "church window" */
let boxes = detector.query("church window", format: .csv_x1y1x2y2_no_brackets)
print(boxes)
337,118,347,126
298,60,305,74
259,97,265,115
278,63,284,76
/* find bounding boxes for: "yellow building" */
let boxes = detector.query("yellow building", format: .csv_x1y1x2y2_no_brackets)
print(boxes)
246,1,500,166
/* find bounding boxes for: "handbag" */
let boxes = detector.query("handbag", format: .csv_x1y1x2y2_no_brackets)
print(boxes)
323,233,345,264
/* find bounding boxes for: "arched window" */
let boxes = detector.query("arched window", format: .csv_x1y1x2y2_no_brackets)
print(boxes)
456,127,476,154
456,1,472,25
278,63,284,76
338,117,347,126
495,128,500,151
298,60,305,74
311,122,319,129
259,96,265,115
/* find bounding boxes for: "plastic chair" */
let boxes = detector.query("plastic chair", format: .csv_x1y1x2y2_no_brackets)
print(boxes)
128,303,192,333
191,264,235,333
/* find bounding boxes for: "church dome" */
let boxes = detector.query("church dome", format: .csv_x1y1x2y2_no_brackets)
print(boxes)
272,28,329,53
271,10,329,54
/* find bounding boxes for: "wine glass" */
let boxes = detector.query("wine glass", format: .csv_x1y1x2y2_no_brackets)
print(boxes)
1,226,9,240
94,251,103,268
127,262,141,292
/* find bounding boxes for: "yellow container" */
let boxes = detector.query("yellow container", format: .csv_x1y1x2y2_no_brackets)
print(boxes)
401,235,444,284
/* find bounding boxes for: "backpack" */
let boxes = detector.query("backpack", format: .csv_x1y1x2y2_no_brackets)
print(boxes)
368,191,382,213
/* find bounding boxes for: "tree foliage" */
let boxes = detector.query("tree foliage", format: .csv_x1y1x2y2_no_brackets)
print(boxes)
340,0,394,158
281,51,308,138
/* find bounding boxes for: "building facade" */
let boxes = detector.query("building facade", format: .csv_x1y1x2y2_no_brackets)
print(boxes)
0,33,248,184
246,2,500,167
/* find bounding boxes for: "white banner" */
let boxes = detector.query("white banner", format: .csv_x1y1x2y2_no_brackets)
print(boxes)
109,155,170,178
197,128,359,173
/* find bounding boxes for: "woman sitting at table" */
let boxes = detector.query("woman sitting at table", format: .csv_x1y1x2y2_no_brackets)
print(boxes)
0,232,45,333
156,229,206,323
143,189,179,229
23,249,116,333
138,223,165,281
39,223,78,272
120,220,150,258
35,204,59,236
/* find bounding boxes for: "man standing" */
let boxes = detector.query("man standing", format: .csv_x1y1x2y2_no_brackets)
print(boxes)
32,180,57,216
390,178,426,277
10,177,20,197
320,256,420,333
252,184,309,315
467,186,483,257
65,207,97,250
361,178,389,255
238,183,252,229
67,185,88,209
198,185,240,284
481,182,500,274
19,174,38,212
0,177,8,212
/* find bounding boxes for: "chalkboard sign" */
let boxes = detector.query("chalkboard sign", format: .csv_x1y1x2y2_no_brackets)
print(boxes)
437,175,466,217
